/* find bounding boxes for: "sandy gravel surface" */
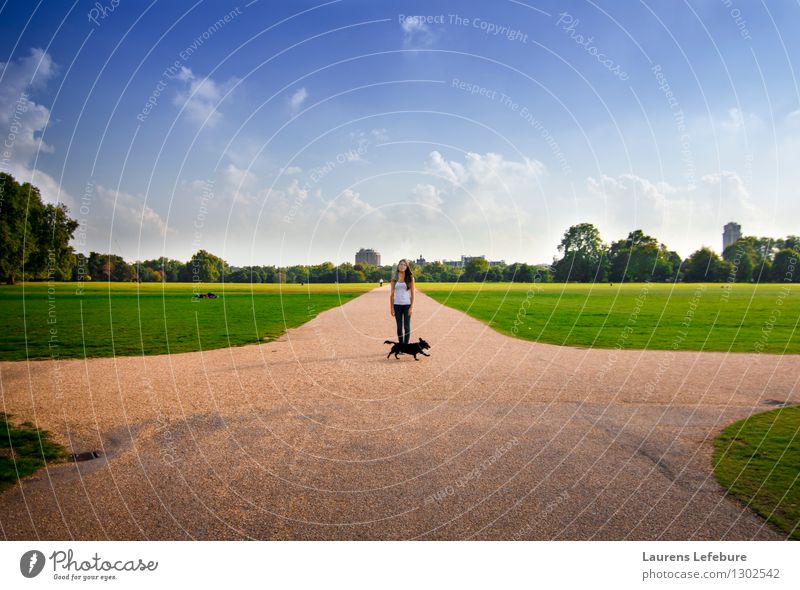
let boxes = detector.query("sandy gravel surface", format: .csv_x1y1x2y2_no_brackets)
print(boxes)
1,286,798,540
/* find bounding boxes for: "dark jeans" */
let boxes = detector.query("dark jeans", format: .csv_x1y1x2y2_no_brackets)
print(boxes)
393,304,411,344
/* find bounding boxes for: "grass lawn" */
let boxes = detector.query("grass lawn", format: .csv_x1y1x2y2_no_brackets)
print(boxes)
0,282,373,360
713,406,800,539
0,413,68,492
418,282,800,353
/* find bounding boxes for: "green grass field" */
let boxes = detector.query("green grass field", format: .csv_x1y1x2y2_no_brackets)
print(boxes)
418,282,800,353
713,406,800,539
0,413,67,492
0,282,373,361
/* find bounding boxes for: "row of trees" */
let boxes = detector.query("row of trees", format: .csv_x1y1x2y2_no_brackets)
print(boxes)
1,173,796,284
65,225,800,285
66,252,554,284
551,222,799,284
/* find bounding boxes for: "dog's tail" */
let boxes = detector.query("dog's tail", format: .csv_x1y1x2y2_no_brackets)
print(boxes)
384,340,396,345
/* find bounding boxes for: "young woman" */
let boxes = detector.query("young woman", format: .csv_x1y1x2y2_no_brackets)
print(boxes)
390,259,414,344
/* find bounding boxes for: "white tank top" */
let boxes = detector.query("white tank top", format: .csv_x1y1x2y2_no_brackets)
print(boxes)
393,279,411,304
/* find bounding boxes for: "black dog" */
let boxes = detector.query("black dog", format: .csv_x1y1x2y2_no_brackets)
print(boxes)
384,338,431,360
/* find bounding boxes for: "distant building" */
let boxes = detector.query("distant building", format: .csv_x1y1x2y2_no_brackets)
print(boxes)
355,248,381,266
723,222,742,251
441,255,503,267
415,255,426,265
442,255,472,267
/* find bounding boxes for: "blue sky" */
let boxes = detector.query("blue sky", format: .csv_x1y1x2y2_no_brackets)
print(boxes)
2,0,799,266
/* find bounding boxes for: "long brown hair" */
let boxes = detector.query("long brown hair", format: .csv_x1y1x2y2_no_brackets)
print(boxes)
393,259,413,289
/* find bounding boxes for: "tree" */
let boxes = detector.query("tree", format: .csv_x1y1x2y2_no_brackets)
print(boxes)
486,265,504,281
182,250,229,282
750,236,778,263
778,235,800,252
0,173,26,283
139,257,184,281
135,266,159,282
504,262,536,282
87,252,135,281
607,230,677,283
553,222,607,282
533,265,554,282
310,262,336,282
769,249,799,283
0,173,78,283
28,200,79,280
462,257,489,281
667,251,683,281
722,239,757,283
683,247,730,282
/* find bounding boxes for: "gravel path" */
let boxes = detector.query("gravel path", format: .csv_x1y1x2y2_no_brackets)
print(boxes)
1,286,798,540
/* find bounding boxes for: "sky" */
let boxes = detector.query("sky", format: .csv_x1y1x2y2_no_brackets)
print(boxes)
1,0,799,267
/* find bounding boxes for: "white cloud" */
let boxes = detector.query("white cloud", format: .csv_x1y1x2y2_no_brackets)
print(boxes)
415,151,543,258
288,87,308,114
406,183,445,223
411,183,443,210
281,165,302,175
425,151,544,200
222,163,257,188
426,150,465,184
719,107,763,135
585,173,687,244
323,188,375,222
700,170,758,217
369,128,388,142
0,48,69,206
175,66,193,82
373,151,543,263
784,109,800,129
345,128,387,163
173,67,238,127
78,185,174,258
401,17,435,48
583,170,761,255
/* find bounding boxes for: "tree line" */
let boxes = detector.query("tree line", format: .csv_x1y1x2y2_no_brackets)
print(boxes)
549,222,798,284
1,172,796,284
